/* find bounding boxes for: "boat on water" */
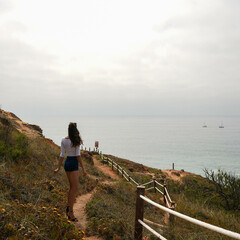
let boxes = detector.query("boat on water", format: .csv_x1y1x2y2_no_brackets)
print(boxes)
219,122,224,128
202,123,207,128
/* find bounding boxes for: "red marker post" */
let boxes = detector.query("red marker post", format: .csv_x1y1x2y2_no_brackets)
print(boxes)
95,141,99,151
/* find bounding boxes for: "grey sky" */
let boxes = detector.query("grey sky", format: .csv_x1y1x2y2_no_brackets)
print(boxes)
0,0,240,118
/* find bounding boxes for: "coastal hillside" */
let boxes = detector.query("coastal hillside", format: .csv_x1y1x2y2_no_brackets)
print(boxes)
0,109,97,239
0,109,240,240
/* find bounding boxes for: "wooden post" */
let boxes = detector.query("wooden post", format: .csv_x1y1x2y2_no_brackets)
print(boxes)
163,184,167,207
134,186,145,240
128,175,131,182
89,147,91,152
117,165,119,174
169,201,175,237
122,168,124,177
172,163,174,170
111,159,114,171
169,202,175,225
153,178,156,193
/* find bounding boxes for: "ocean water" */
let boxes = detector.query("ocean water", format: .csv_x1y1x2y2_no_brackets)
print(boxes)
28,116,240,176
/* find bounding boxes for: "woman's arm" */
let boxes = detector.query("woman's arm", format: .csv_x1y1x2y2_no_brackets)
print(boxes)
54,157,64,174
54,138,65,174
77,155,87,176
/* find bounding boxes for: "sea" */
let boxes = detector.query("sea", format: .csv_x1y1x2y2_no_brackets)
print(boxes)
27,116,240,177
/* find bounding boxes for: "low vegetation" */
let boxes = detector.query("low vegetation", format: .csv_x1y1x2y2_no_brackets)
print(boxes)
86,155,240,240
0,113,98,240
1,111,240,240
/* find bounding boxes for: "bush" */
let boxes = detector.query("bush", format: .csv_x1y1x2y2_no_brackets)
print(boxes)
0,123,30,162
204,169,240,211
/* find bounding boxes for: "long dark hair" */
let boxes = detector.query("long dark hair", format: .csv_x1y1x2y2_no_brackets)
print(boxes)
68,122,83,147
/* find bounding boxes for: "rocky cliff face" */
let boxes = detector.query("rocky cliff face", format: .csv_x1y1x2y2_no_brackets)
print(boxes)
0,109,43,138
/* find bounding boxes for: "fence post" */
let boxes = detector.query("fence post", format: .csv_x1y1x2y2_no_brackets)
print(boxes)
172,163,174,170
128,175,131,182
169,201,175,237
117,165,119,175
169,201,175,225
89,147,91,152
134,186,145,240
163,184,167,207
153,178,156,193
122,168,124,177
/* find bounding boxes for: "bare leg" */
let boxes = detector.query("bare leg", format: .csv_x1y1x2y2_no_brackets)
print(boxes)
66,170,79,219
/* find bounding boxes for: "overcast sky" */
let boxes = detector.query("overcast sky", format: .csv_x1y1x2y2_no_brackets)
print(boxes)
1,0,240,118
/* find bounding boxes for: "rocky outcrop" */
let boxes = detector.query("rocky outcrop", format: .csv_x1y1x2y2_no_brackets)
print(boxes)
0,109,43,138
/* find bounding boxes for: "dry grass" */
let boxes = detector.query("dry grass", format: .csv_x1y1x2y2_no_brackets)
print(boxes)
86,155,240,240
0,118,95,240
1,112,240,240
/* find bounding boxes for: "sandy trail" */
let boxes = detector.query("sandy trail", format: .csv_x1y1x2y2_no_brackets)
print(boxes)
73,155,119,239
93,157,120,181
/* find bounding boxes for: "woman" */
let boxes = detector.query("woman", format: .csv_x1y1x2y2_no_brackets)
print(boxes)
54,122,87,221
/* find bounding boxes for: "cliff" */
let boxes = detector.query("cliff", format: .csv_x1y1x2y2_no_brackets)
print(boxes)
0,109,239,240
0,109,43,138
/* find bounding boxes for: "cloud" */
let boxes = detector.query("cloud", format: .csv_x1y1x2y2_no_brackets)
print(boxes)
0,0,12,14
0,0,240,117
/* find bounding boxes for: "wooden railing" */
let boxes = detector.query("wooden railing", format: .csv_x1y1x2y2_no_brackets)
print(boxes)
135,186,240,240
81,148,240,240
102,156,140,186
100,155,174,205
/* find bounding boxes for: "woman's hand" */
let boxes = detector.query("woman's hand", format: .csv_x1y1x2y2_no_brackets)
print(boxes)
54,157,64,174
54,168,60,174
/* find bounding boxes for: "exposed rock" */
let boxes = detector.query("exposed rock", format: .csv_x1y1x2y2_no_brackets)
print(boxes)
25,123,43,135
0,109,43,138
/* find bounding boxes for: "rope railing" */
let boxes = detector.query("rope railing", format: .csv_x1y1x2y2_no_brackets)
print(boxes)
100,155,175,210
81,149,173,238
164,196,171,208
103,156,167,192
143,218,168,229
82,148,240,240
138,219,167,240
156,187,164,195
134,186,240,240
155,181,164,188
165,188,172,203
141,180,154,186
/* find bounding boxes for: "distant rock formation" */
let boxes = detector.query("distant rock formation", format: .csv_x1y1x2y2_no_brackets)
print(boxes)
0,109,43,138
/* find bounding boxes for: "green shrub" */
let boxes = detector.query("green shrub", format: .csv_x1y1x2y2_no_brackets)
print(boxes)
204,169,240,211
0,140,5,158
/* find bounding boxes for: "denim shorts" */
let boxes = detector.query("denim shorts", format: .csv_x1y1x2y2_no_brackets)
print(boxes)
64,156,79,172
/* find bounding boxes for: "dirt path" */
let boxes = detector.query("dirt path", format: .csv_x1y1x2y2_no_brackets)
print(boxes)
73,156,119,239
